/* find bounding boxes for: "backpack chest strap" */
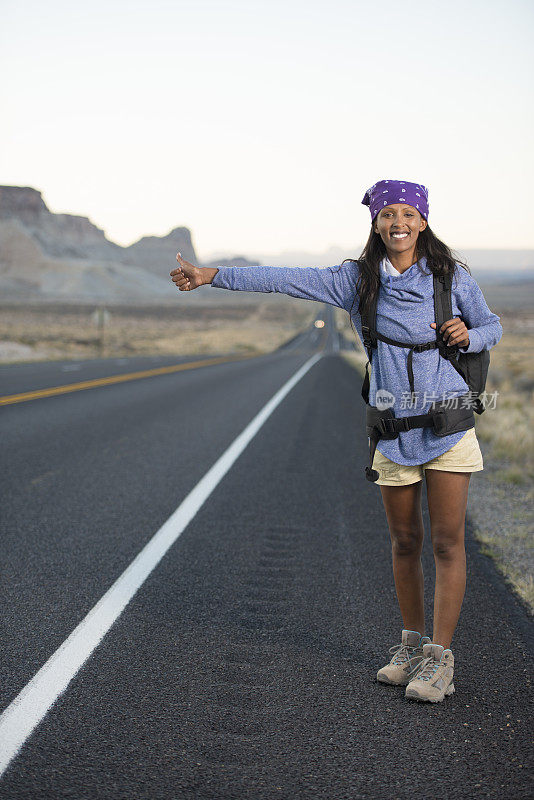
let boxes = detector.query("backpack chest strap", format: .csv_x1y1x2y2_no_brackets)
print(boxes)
361,329,451,400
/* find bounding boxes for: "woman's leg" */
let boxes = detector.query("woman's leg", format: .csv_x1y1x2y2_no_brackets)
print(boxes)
379,481,425,635
424,469,471,648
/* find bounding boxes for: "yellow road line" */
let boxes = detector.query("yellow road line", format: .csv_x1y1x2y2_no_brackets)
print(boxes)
0,354,258,407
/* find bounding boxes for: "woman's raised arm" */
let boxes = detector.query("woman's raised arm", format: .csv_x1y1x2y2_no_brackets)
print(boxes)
170,253,358,312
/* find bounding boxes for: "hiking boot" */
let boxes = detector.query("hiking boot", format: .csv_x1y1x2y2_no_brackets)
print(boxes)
377,630,430,686
405,643,455,702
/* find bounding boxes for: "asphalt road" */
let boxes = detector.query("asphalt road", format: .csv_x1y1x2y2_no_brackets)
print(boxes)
0,304,532,799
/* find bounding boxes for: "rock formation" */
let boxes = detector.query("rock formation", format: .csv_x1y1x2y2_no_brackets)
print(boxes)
125,227,197,275
0,185,255,303
0,186,123,261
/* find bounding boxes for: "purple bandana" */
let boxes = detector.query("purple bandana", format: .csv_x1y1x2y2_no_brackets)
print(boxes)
361,179,429,221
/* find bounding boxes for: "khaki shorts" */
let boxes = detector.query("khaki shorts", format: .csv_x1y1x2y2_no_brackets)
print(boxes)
372,427,484,486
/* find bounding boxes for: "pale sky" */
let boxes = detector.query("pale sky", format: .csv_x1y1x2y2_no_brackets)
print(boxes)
1,0,533,260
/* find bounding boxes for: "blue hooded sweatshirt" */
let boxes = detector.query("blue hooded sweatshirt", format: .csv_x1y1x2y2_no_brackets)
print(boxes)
210,256,503,466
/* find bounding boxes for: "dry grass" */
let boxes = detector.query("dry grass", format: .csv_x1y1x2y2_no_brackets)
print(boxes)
475,315,534,481
0,301,317,363
477,524,534,610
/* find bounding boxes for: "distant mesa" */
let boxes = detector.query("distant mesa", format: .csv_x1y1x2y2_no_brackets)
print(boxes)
0,185,257,304
0,185,49,221
0,185,195,264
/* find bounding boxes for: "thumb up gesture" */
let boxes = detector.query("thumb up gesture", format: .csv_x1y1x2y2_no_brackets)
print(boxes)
170,253,204,291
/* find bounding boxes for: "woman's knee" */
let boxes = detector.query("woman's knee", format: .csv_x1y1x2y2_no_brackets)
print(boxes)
432,527,465,561
390,527,423,557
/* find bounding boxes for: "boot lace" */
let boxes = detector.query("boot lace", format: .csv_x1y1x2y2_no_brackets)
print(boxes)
409,655,440,681
388,642,416,666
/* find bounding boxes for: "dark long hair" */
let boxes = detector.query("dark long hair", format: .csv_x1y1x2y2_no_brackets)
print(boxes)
340,223,471,317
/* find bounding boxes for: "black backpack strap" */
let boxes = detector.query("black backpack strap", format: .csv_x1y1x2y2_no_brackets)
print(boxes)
433,272,469,384
433,271,453,332
360,262,379,405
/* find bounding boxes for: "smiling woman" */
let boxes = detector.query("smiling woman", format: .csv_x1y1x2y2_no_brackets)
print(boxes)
169,177,503,705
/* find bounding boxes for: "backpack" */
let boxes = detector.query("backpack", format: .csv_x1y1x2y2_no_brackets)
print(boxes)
433,272,490,415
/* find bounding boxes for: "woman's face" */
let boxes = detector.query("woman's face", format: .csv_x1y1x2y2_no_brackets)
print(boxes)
373,203,427,256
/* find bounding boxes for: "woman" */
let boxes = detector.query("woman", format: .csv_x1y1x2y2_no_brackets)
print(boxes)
169,179,503,703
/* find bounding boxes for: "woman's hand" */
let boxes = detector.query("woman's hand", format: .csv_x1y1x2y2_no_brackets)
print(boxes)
170,253,205,291
430,317,470,348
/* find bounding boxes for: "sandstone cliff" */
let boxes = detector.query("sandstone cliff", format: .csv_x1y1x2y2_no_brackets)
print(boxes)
0,217,180,304
0,186,124,261
0,186,256,304
126,227,197,275
0,186,197,265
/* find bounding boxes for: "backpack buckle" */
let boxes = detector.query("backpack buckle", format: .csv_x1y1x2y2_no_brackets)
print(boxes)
437,338,459,358
361,325,376,349
378,417,398,436
432,410,447,435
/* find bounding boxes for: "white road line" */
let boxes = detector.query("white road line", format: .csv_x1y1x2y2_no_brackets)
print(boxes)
0,351,323,778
